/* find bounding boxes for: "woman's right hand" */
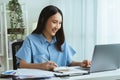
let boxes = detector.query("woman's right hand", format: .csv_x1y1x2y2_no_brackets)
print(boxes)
41,61,58,70
19,60,57,71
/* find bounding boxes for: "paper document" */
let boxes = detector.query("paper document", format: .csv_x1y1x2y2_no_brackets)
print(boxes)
15,68,55,79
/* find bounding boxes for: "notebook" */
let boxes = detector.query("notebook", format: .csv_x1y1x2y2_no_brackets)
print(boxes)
54,66,88,77
54,44,120,76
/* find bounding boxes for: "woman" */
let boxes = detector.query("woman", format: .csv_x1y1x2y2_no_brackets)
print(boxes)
16,5,90,70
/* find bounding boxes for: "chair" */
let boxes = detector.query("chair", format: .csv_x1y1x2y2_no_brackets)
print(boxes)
12,40,23,70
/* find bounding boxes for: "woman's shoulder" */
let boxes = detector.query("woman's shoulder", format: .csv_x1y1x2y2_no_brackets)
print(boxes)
62,40,76,54
23,34,41,42
62,40,69,46
62,40,74,49
61,40,70,49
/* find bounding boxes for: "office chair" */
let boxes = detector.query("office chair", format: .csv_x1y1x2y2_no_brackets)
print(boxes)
12,40,23,70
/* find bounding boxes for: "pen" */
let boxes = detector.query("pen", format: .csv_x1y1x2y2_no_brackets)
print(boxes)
40,56,49,62
40,56,58,67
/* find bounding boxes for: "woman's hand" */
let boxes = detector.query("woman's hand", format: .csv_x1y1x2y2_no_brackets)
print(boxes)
19,60,57,70
41,61,58,70
80,60,91,68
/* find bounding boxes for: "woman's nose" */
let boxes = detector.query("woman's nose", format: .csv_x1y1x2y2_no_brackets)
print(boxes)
56,23,60,29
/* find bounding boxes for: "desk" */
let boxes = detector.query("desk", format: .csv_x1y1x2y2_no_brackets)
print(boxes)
1,69,120,80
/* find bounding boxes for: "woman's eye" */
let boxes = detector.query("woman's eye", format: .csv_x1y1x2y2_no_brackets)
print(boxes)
53,21,57,23
59,22,62,24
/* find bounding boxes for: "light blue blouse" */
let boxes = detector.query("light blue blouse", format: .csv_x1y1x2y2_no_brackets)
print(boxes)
16,34,76,66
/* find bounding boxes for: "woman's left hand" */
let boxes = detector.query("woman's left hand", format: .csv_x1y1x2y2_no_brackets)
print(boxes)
81,60,91,68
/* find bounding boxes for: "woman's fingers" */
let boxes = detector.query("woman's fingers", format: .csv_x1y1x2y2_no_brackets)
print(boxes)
82,60,91,68
49,61,58,67
44,61,58,70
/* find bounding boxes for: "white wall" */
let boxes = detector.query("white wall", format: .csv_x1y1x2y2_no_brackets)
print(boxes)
97,0,120,44
19,0,50,33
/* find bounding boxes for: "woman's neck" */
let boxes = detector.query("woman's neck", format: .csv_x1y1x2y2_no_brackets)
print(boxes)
42,32,52,42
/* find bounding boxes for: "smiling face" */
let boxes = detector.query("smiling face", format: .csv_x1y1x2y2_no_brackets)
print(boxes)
42,12,62,40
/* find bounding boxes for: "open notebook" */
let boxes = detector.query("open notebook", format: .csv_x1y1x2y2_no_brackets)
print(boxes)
53,66,88,77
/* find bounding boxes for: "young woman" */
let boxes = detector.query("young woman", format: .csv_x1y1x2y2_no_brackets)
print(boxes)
16,5,90,71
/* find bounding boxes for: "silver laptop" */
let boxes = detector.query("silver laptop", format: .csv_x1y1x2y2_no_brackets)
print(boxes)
89,44,120,73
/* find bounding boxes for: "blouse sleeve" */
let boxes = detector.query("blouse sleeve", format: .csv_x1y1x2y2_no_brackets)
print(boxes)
16,36,32,63
63,41,76,66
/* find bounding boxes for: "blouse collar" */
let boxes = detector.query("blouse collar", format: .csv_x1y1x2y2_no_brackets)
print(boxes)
39,34,56,44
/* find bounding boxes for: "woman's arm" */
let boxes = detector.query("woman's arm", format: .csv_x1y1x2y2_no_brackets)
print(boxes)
70,60,91,68
19,60,57,70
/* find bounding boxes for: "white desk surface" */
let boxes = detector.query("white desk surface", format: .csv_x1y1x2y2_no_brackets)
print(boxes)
52,69,120,80
1,69,120,80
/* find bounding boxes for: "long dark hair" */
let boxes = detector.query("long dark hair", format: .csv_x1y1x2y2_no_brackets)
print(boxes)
32,5,65,51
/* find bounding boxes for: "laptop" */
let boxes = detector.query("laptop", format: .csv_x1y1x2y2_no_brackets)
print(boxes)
89,44,120,73
54,44,120,77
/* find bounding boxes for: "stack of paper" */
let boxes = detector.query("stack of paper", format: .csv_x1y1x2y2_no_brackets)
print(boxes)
15,68,55,79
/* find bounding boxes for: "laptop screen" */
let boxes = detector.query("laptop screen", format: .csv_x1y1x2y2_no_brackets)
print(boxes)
89,44,120,73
